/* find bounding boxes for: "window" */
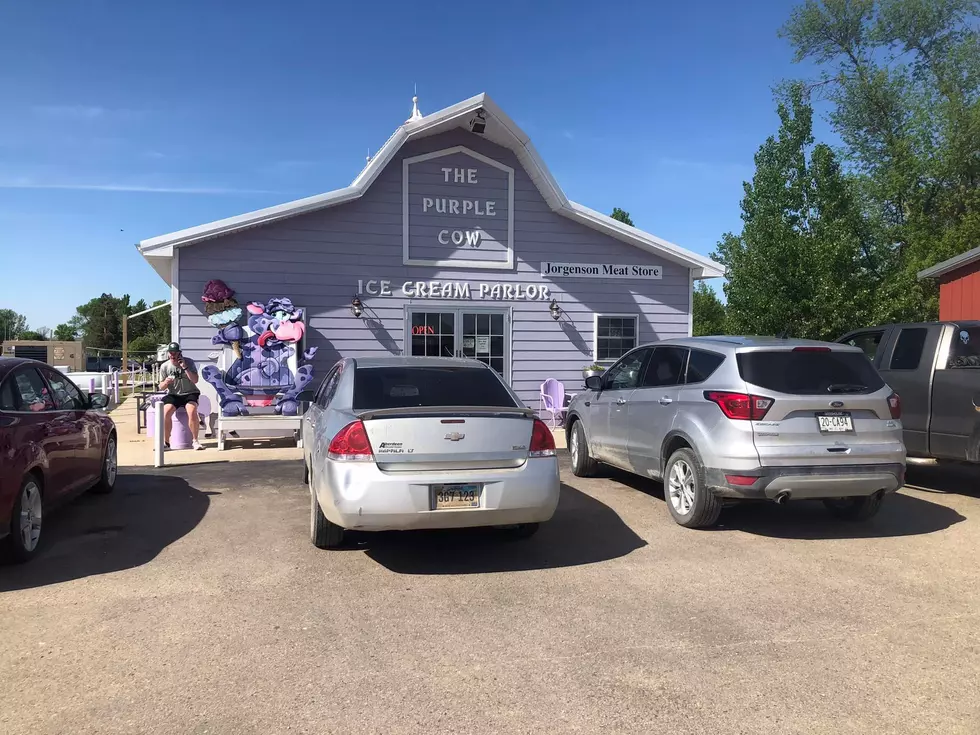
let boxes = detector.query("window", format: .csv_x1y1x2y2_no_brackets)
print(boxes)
686,350,725,384
11,369,55,412
603,349,650,391
736,351,884,395
595,315,638,362
411,312,456,358
0,378,15,411
43,370,85,410
353,366,518,410
948,327,980,369
842,331,885,363
315,366,341,409
641,347,687,387
889,328,928,370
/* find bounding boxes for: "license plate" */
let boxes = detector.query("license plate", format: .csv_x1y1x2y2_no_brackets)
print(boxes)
431,483,481,510
817,412,853,433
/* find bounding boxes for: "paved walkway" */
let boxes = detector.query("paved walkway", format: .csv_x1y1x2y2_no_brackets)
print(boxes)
110,396,566,467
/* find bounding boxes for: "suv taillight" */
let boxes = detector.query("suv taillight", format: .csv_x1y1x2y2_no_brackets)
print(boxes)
887,392,901,420
705,391,773,421
529,419,557,457
327,420,374,460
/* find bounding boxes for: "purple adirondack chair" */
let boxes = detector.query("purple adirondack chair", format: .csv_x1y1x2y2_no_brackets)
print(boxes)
539,378,566,428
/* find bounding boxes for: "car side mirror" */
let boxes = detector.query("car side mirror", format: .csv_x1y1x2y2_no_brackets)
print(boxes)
294,389,316,404
585,375,603,391
89,393,110,410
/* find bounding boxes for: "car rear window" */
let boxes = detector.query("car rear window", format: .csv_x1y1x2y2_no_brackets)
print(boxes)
736,350,885,395
353,366,519,410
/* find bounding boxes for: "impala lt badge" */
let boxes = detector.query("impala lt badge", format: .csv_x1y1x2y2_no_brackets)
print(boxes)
444,432,466,442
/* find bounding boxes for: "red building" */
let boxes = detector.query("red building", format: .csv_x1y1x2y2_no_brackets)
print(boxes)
919,245,980,321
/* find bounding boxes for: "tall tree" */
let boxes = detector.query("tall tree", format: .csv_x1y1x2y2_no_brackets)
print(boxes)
610,207,635,226
53,323,78,341
781,0,980,321
713,84,877,340
692,282,727,336
70,293,131,350
0,309,29,340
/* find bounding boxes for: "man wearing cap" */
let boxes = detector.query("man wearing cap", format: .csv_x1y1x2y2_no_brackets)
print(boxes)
158,342,205,450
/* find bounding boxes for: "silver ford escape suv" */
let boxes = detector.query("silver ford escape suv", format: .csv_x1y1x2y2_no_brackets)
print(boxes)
565,337,906,528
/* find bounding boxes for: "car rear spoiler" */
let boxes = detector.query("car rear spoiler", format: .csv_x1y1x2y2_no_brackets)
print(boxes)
357,405,535,420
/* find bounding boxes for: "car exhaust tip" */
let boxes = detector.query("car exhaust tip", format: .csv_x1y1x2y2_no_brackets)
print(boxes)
774,491,791,505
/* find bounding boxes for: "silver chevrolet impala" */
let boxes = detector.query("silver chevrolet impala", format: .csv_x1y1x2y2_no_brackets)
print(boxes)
301,357,560,549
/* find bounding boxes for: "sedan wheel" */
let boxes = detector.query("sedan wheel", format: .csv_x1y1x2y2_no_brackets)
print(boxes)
668,460,696,515
7,478,43,562
92,435,117,493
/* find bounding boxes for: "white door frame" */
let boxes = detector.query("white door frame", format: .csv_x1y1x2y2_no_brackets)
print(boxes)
402,303,513,385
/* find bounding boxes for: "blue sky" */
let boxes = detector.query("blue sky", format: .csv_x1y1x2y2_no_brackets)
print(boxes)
0,0,825,331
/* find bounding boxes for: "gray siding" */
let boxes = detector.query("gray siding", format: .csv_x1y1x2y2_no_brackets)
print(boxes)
177,128,692,407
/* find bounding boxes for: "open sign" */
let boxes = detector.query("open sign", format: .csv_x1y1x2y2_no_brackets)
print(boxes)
412,325,435,335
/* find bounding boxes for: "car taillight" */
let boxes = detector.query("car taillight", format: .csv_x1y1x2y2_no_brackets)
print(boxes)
529,419,557,458
887,392,901,420
327,420,374,461
704,391,773,420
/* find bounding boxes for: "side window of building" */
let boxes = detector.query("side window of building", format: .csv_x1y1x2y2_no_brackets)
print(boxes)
43,370,85,410
595,315,639,362
640,347,687,387
843,331,885,363
948,327,980,368
11,369,55,412
685,349,725,384
889,328,928,370
603,349,650,391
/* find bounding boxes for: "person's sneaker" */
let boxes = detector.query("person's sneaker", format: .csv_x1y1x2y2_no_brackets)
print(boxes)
164,442,170,451
192,440,205,451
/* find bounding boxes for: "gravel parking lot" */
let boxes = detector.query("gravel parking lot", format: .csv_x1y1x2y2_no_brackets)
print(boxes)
2,456,979,734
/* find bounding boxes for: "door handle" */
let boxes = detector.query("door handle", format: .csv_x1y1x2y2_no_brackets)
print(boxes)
616,398,627,405
659,396,673,406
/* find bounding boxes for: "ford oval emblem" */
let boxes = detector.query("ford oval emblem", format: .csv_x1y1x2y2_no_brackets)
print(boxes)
831,400,844,408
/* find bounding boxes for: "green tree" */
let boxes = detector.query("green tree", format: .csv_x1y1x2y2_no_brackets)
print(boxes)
713,84,877,340
780,0,980,321
53,323,78,341
692,282,727,336
0,308,28,340
610,207,634,226
19,329,48,341
70,294,131,350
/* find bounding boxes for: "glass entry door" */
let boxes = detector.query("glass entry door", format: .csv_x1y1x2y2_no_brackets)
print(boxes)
408,308,509,379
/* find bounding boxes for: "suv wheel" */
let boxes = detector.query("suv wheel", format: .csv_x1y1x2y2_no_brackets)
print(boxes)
569,421,598,477
664,448,721,528
823,493,884,521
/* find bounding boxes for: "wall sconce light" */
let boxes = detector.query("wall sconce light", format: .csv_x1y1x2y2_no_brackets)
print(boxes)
469,109,487,134
350,296,363,318
549,299,562,321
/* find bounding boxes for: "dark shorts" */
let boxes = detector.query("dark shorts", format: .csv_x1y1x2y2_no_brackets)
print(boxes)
162,393,200,410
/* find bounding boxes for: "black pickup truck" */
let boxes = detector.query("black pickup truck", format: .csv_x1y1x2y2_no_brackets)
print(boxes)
839,321,980,462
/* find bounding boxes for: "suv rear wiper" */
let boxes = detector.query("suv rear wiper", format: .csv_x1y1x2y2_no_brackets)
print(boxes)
826,383,868,393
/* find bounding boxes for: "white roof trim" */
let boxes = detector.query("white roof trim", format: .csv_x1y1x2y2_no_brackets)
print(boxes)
918,245,980,280
138,93,724,281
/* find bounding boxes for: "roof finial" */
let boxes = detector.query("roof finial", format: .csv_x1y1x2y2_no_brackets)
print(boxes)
408,84,422,122
366,148,372,164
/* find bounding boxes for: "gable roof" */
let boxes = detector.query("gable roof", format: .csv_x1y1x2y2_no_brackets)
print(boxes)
138,93,725,283
918,245,980,280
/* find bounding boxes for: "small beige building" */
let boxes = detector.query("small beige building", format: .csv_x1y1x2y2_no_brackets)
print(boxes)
0,340,86,372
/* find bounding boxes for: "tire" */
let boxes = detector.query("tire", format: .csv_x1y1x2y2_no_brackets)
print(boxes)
822,493,885,521
664,448,721,528
6,475,43,563
569,421,598,477
501,522,540,540
91,433,117,494
303,460,309,485
309,470,344,549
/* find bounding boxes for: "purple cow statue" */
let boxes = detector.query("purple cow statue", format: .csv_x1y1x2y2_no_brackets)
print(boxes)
204,297,317,417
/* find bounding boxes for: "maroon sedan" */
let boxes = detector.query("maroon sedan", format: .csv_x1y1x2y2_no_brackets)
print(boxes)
0,357,117,562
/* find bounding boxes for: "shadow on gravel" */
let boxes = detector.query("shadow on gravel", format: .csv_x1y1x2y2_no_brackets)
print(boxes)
0,471,209,590
905,462,980,498
362,484,646,575
606,467,965,540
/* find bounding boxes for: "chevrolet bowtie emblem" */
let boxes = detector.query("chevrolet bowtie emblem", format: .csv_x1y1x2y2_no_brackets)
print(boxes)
444,432,466,441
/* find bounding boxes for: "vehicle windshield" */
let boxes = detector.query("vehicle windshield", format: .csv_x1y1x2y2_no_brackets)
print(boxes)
736,350,885,395
353,366,519,410
948,327,980,368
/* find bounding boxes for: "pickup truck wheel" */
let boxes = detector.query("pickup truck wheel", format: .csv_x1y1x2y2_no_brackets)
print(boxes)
664,448,721,528
569,421,598,477
822,493,884,521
